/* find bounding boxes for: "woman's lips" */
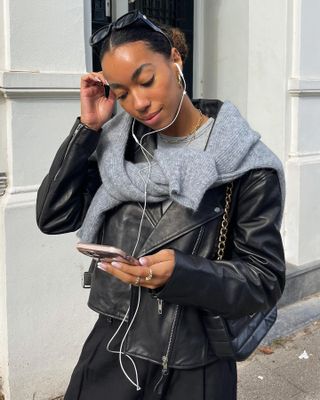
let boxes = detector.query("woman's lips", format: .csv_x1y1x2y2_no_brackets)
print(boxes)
140,109,162,125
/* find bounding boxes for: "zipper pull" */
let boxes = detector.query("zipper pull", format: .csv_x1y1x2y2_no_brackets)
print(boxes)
162,355,168,373
153,355,169,395
74,124,82,136
157,299,163,315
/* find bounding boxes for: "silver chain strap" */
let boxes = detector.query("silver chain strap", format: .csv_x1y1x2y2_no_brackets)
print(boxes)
216,182,234,261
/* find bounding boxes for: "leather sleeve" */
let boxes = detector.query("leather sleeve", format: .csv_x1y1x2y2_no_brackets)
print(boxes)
36,118,102,234
156,169,286,319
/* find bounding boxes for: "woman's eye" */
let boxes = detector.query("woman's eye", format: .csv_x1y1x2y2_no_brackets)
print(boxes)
141,76,155,87
117,93,128,100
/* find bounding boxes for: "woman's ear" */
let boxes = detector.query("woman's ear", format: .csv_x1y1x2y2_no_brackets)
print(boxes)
170,47,183,70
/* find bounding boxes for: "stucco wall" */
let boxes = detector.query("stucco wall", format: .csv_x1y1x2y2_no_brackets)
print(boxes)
0,1,97,399
201,0,288,160
200,0,320,267
285,0,320,265
202,0,249,116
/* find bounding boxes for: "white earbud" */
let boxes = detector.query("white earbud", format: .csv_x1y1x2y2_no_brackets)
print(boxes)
174,63,187,94
175,62,183,77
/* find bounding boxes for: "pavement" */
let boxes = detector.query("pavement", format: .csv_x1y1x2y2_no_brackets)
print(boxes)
238,293,320,400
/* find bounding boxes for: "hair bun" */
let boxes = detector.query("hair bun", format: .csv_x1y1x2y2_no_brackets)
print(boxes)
168,27,189,64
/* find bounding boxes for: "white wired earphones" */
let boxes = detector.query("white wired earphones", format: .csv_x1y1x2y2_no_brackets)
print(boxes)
106,63,187,391
131,63,186,256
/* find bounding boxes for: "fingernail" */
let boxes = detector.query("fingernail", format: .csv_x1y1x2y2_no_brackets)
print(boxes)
111,261,122,269
97,262,107,271
139,257,147,266
94,77,101,82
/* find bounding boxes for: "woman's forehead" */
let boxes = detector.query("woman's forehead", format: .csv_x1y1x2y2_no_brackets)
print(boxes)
102,41,167,81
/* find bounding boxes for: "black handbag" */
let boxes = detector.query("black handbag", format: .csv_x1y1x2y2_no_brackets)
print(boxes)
202,182,277,361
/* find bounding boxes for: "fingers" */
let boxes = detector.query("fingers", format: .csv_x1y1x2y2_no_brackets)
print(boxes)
81,72,108,88
97,249,175,289
139,249,175,267
114,263,153,279
103,262,138,285
98,261,151,286
106,89,116,103
99,261,149,278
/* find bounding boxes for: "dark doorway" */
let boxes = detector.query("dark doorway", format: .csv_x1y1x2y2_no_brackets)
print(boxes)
91,1,112,72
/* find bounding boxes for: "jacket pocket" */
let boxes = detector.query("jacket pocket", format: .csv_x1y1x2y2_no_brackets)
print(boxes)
88,267,131,320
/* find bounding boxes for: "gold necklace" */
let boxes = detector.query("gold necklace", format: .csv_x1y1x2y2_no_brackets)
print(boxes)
159,109,206,144
186,109,205,144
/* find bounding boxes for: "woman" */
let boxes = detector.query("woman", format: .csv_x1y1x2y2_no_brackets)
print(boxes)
36,10,286,400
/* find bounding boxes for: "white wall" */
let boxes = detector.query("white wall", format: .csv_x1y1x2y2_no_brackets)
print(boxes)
246,0,289,160
285,0,320,265
0,3,10,397
201,0,288,160
200,0,320,268
0,0,8,71
7,1,86,72
201,0,249,115
0,1,97,399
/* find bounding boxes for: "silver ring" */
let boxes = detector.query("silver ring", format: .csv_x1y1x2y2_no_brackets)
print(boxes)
145,268,153,281
134,276,141,286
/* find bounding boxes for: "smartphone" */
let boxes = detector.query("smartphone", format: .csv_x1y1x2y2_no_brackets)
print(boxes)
76,243,140,265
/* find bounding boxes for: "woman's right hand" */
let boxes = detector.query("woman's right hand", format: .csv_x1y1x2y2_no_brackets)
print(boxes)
80,72,116,131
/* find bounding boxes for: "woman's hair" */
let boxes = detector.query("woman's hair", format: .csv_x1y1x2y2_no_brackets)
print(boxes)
99,20,189,64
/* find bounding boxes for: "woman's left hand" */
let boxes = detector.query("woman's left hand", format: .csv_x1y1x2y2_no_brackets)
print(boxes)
97,249,175,289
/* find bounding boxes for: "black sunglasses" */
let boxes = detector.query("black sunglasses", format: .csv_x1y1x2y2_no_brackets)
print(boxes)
89,10,172,49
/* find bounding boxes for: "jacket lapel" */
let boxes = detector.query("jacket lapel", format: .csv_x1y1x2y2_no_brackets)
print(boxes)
137,184,226,257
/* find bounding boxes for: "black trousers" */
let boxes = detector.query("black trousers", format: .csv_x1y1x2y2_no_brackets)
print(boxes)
64,315,237,400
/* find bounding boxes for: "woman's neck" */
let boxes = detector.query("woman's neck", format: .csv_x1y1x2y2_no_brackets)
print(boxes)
161,96,208,137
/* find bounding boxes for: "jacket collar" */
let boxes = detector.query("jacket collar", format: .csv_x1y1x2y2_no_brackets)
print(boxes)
136,184,225,257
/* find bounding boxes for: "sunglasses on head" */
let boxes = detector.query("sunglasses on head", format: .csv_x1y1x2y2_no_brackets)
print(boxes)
89,10,172,49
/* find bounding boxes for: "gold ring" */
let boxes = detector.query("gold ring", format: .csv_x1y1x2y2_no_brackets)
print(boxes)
134,276,141,286
145,268,153,281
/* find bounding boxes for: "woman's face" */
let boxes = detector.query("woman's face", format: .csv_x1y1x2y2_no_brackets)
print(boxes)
101,41,183,129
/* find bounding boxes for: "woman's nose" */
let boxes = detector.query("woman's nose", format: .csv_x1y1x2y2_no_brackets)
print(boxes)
132,92,150,113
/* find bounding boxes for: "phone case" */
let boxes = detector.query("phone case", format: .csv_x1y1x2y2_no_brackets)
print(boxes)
76,243,139,265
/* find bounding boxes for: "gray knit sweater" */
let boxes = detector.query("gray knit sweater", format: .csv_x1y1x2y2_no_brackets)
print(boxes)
77,101,285,243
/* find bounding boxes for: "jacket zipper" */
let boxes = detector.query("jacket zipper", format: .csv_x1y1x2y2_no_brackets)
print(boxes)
53,123,83,181
192,226,205,254
154,305,180,394
156,228,204,380
157,299,163,315
155,304,180,388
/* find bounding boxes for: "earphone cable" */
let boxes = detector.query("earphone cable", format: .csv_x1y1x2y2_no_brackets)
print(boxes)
131,71,186,255
106,65,187,391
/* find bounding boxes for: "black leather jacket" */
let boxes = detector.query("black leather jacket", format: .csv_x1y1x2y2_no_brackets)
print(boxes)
36,99,285,371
